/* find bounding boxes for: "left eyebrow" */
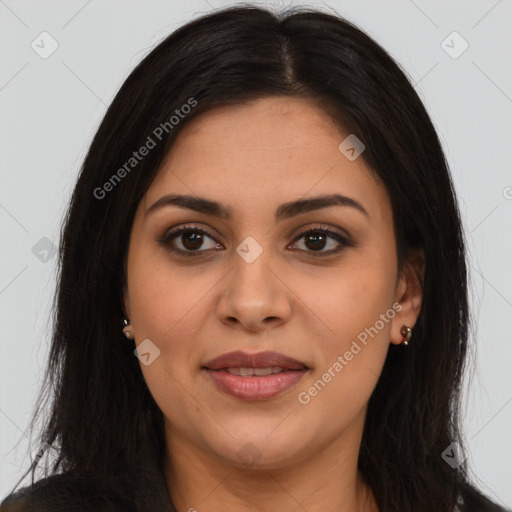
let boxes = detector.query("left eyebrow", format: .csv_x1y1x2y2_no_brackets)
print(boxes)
144,193,370,221
275,194,370,221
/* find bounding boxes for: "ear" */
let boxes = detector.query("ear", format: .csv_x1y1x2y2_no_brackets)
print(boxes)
122,282,131,321
121,251,132,320
390,248,425,345
121,286,135,340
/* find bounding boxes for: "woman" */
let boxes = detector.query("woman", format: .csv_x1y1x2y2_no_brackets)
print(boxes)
1,5,508,512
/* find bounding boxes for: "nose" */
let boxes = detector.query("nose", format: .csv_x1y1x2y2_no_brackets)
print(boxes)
216,248,292,333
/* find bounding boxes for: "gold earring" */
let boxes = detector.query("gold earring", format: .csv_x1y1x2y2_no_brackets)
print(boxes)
122,318,134,340
400,325,412,346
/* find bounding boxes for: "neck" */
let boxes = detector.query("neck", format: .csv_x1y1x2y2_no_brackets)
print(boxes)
163,411,379,512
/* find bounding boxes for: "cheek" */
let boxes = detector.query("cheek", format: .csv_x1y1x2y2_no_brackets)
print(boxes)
292,251,397,395
127,250,214,383
293,270,394,424
296,257,395,338
127,247,209,337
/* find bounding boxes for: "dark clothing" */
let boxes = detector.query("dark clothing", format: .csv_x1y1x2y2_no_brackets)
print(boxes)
0,471,177,512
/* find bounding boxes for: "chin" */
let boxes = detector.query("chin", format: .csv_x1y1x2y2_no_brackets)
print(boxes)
207,430,308,470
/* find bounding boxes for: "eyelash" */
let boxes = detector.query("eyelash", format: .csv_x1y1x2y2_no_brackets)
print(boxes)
157,224,354,258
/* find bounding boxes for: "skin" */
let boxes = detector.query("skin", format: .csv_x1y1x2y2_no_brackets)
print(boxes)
123,96,424,512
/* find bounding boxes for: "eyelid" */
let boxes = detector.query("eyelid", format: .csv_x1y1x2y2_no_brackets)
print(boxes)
290,223,351,243
162,222,224,241
157,224,221,256
288,224,354,257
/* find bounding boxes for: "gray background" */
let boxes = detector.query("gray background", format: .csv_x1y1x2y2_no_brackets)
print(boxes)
1,0,511,506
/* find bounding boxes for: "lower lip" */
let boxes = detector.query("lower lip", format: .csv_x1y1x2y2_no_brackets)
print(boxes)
205,369,307,400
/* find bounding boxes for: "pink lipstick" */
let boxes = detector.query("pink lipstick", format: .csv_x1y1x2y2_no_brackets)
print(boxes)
203,350,308,400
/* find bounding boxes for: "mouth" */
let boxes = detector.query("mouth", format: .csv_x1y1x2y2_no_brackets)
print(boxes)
203,350,309,401
216,366,296,376
203,350,308,371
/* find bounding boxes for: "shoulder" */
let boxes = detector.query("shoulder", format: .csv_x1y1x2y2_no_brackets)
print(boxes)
1,474,63,512
457,481,512,512
0,472,137,512
0,491,37,512
1,473,94,512
1,470,174,512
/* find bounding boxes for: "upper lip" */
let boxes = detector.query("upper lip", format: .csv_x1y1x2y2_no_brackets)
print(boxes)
204,350,308,371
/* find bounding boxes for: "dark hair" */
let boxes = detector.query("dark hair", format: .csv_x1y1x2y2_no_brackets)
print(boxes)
2,4,508,512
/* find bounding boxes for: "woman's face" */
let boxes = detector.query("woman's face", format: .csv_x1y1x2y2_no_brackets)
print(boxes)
123,96,422,470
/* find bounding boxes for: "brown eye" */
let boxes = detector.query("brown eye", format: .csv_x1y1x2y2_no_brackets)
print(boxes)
158,225,222,256
180,231,205,250
290,227,353,257
303,232,328,251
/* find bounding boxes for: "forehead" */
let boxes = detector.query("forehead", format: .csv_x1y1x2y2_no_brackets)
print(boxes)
143,96,390,224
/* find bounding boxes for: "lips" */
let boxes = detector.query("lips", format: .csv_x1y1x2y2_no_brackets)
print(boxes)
203,350,308,372
203,350,309,400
